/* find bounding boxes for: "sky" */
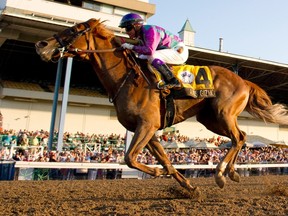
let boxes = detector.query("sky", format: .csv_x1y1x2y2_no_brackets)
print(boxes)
148,0,288,64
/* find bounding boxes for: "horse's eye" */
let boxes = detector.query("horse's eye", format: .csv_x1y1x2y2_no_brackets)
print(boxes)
63,28,75,35
70,28,77,33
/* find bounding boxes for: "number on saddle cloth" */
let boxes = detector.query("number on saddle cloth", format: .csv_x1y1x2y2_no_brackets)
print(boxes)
174,65,216,98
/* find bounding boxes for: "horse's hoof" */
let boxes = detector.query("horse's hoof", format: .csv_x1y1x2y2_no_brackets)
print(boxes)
154,167,162,177
183,184,203,201
192,187,203,202
228,171,240,182
215,175,226,188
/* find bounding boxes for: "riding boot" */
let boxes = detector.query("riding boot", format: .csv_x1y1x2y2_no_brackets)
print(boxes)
152,59,181,89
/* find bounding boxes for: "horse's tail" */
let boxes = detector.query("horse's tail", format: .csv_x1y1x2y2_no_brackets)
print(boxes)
245,80,288,125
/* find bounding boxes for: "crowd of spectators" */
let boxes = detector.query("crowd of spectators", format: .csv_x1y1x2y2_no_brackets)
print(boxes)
0,129,287,179
0,129,287,164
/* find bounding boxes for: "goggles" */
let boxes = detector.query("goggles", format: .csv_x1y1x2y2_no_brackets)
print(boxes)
125,25,134,32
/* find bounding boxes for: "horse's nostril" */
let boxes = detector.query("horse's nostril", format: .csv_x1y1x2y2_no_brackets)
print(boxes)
36,41,48,48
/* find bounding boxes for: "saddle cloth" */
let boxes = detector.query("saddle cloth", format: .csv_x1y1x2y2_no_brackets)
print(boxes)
150,64,216,98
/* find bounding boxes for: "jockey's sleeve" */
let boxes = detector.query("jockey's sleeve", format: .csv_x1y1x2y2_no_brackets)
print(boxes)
133,25,160,55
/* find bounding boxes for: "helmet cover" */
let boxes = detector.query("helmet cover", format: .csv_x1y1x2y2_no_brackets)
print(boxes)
119,13,144,28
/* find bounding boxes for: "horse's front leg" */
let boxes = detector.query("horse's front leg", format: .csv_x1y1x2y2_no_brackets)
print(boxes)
124,124,168,177
146,135,200,197
145,135,177,176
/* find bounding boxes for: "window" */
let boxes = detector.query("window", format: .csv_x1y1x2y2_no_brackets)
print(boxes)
83,1,101,12
82,1,113,14
101,4,113,14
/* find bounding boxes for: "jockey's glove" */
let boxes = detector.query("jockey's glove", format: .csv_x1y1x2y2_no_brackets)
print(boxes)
121,43,134,50
138,54,148,59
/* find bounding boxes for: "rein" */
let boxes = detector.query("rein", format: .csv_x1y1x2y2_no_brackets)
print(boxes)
56,24,150,103
65,46,151,104
63,46,140,104
67,47,121,53
108,50,143,103
109,69,133,103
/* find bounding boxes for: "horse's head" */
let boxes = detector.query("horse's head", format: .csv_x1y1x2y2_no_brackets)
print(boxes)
35,18,114,62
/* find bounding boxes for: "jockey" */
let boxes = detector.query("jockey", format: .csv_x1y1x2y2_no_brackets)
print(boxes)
119,13,189,89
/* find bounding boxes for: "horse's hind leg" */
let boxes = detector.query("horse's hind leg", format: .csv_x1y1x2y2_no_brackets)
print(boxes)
197,92,248,188
198,113,246,188
220,131,246,185
225,130,247,182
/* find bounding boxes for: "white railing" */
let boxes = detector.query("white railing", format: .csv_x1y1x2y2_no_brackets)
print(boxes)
14,161,288,170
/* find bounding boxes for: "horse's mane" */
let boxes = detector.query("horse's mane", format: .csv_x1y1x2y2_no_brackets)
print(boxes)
89,19,141,47
91,19,115,40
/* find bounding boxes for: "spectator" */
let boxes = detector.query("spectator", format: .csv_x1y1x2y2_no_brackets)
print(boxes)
20,133,29,148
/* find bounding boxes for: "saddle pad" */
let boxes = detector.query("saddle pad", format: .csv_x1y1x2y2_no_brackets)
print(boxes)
173,65,215,98
173,65,213,88
148,64,215,98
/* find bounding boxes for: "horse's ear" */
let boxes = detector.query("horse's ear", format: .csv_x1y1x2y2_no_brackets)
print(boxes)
100,20,108,24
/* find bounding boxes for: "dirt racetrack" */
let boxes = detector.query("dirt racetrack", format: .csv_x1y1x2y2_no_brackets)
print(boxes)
0,175,287,216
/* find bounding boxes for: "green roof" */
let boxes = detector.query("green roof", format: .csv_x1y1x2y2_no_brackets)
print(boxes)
179,19,195,33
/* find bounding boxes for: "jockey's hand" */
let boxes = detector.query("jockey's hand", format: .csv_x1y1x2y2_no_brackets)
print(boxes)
138,54,148,60
121,43,134,50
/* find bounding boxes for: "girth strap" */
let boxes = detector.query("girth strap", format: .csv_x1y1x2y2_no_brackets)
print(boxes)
160,90,175,128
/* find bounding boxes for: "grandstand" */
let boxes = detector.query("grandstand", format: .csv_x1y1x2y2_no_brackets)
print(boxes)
1,0,288,142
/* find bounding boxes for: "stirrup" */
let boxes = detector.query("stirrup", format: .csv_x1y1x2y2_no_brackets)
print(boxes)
157,80,166,90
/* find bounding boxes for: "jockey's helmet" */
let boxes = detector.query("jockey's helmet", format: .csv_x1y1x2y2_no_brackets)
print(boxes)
119,13,144,28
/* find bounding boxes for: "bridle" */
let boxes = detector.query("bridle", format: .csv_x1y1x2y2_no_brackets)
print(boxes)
53,22,91,52
53,20,119,59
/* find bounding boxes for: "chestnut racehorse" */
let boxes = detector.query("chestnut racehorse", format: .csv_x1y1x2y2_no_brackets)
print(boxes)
35,19,288,195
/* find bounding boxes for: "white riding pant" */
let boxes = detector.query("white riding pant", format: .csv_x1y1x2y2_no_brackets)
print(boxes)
139,42,189,65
